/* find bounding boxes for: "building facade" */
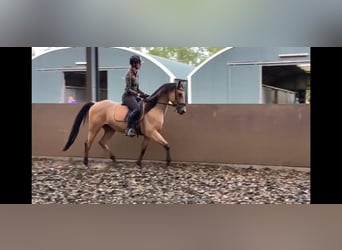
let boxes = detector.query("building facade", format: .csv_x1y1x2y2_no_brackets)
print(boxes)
187,47,310,104
32,47,194,103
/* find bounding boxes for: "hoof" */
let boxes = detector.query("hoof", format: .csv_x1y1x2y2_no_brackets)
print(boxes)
136,161,142,167
83,159,88,167
166,161,171,167
110,156,117,162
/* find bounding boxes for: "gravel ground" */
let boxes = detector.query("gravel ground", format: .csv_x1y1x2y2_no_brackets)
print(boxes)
32,157,310,204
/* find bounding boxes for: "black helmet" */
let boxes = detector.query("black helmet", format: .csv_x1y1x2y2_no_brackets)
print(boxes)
130,55,142,65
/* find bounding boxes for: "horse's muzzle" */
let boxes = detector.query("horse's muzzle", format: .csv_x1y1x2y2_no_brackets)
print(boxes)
177,107,186,115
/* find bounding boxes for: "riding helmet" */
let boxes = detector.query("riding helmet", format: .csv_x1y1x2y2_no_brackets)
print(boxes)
130,55,142,66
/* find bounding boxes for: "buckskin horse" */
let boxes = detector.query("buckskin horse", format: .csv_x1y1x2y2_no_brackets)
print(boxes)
62,81,186,167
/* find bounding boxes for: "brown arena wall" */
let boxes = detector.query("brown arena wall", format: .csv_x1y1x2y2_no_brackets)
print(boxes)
32,104,310,168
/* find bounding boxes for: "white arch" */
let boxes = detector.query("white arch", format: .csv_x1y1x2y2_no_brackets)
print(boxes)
115,47,176,82
33,47,177,83
32,47,70,60
186,47,232,104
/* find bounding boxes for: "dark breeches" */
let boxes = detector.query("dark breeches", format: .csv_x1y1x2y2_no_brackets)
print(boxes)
122,95,140,111
122,95,141,129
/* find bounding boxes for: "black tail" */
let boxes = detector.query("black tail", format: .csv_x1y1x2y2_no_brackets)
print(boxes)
62,102,95,151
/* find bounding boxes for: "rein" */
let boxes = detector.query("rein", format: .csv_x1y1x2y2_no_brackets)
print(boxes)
143,82,186,108
144,100,185,107
156,101,184,107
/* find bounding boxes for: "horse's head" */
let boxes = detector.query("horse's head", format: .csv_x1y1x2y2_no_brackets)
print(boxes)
170,81,186,115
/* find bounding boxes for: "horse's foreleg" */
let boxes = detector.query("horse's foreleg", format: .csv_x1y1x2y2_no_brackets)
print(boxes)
136,137,150,167
98,125,116,163
149,131,171,167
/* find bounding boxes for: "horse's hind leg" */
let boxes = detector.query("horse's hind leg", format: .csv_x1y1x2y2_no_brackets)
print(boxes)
98,125,116,163
84,125,101,167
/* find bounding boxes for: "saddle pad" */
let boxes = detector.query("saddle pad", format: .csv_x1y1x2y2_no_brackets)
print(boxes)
114,105,129,122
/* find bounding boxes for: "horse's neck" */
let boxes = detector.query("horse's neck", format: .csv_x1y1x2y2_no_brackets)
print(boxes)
155,95,169,115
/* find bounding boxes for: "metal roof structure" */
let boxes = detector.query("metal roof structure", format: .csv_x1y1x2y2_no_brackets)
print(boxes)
187,47,310,104
148,54,194,80
33,47,195,82
32,47,195,103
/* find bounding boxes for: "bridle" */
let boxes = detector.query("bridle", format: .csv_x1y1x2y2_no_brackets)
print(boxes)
173,83,186,108
156,83,186,109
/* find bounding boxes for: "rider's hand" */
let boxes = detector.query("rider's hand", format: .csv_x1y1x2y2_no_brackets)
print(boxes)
141,93,150,99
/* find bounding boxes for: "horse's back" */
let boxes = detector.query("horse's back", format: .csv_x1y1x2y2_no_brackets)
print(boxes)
89,99,131,125
89,100,120,120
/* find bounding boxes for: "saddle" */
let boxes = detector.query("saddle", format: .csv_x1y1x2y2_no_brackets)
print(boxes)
114,100,145,135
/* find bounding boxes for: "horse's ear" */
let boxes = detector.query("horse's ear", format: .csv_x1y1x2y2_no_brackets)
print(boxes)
177,80,184,89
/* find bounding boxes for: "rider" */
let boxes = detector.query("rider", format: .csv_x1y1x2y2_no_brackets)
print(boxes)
122,55,149,137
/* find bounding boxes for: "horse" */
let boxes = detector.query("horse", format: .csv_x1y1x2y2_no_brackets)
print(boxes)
62,81,186,167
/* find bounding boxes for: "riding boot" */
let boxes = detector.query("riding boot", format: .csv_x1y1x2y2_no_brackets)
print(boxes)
125,118,136,137
125,110,138,137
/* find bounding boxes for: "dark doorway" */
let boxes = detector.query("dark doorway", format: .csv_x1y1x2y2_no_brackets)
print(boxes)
64,71,108,103
262,65,310,104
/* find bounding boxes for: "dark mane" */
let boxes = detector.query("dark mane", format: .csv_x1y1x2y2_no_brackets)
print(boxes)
144,83,176,113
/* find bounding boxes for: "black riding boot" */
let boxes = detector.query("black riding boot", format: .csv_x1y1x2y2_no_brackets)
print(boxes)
125,109,140,137
125,116,136,137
